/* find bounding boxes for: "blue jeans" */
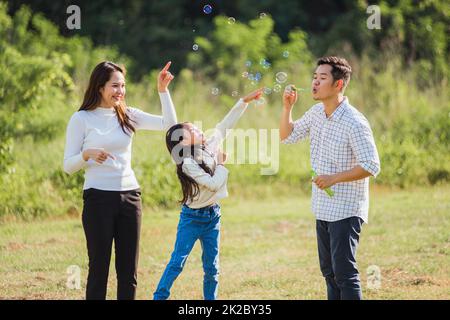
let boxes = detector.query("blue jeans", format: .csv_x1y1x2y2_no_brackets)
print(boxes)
316,217,364,300
153,203,221,300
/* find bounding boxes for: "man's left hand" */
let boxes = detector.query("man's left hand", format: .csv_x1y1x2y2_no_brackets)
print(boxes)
313,174,337,189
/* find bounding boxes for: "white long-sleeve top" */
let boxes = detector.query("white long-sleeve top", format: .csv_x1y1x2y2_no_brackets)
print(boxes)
182,98,249,208
63,91,177,191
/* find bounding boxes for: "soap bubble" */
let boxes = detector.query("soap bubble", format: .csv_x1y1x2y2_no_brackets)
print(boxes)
192,44,199,51
231,91,239,97
263,87,272,95
255,72,262,81
284,84,295,93
260,58,271,69
259,12,267,19
242,71,249,78
211,87,219,95
228,17,236,24
275,72,288,84
273,84,282,92
282,50,290,58
245,60,252,67
248,73,255,81
203,5,213,14
254,97,266,106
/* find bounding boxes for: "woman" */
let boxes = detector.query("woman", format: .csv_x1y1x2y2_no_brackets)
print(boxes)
63,61,177,300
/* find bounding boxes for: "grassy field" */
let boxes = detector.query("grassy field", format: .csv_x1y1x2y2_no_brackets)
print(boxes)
0,185,449,300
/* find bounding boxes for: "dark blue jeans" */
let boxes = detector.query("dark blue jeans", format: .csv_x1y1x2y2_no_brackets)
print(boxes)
153,203,221,300
316,217,364,300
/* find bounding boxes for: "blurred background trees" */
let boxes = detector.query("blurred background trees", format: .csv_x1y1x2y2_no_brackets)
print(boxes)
5,0,449,82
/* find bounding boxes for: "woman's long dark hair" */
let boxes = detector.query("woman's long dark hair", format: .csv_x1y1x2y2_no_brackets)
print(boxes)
166,123,214,204
79,61,136,135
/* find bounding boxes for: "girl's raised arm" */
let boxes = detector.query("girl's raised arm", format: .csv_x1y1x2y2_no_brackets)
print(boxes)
207,88,263,151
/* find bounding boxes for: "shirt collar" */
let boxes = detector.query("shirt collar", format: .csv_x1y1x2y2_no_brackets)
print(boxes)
321,96,349,121
92,106,116,115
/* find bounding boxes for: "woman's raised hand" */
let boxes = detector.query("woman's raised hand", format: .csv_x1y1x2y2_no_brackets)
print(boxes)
158,61,174,93
242,88,264,103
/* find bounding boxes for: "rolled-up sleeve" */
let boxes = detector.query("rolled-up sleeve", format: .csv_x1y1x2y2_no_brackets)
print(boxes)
281,108,312,144
349,120,381,177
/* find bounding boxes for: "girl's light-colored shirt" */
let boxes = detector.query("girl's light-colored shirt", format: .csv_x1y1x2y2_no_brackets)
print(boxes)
182,98,249,208
63,92,177,191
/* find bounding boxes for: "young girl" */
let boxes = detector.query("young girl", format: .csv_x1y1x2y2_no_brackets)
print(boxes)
153,88,264,300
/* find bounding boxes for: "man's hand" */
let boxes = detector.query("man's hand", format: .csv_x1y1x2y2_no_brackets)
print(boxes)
313,174,337,190
313,166,374,190
279,84,299,141
282,84,298,109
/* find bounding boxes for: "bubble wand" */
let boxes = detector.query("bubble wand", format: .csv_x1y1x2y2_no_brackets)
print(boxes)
310,169,335,197
285,84,306,93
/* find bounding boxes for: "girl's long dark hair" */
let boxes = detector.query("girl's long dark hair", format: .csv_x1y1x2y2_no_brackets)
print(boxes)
166,123,214,204
79,61,136,135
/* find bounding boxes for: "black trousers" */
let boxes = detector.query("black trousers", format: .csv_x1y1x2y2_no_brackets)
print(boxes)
316,217,363,300
82,188,142,300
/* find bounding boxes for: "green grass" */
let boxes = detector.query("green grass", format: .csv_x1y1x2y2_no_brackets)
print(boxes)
0,185,449,300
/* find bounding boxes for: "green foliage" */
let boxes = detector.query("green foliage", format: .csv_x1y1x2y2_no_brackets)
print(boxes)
137,156,181,209
0,7,448,221
188,15,312,91
0,4,71,174
376,105,450,187
372,0,449,85
6,0,448,84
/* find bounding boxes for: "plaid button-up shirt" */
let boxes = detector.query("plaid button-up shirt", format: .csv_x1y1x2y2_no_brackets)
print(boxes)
282,97,381,223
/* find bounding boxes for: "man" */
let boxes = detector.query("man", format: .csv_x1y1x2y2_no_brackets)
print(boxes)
280,56,381,300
